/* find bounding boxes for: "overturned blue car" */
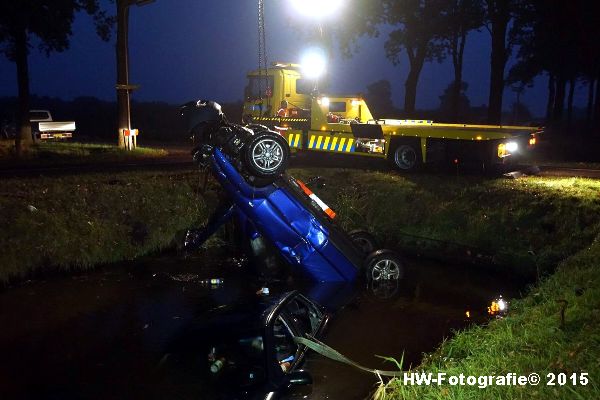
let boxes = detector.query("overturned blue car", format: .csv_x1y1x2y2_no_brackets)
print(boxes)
181,100,403,283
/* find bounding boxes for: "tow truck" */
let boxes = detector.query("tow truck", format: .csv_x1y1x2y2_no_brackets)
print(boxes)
242,63,541,171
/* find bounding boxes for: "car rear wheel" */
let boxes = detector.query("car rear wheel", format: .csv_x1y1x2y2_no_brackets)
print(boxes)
244,132,290,179
365,250,404,282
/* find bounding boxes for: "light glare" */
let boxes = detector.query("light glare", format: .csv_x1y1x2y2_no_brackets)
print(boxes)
301,48,327,79
290,0,343,18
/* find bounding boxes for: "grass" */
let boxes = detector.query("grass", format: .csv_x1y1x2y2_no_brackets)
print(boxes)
375,236,600,399
0,140,169,166
285,168,600,399
0,170,208,283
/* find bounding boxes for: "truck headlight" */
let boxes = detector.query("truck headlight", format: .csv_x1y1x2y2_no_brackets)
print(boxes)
505,142,518,153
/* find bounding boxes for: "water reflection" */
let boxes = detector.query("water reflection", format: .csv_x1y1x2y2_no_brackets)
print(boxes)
0,252,528,400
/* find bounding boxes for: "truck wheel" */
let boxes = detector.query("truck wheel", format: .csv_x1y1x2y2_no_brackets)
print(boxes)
365,250,404,282
393,144,420,171
244,132,290,180
349,229,379,255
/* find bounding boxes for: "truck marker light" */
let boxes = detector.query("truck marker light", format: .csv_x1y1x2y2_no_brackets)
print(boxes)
476,135,482,140
498,143,507,158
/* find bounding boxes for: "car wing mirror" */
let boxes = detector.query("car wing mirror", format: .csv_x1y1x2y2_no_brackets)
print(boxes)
287,369,313,386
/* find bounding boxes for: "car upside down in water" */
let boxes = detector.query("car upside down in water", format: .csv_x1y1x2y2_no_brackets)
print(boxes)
181,100,403,283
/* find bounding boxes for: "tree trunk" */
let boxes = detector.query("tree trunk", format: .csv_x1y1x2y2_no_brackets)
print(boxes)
14,26,33,157
116,0,131,148
451,31,467,122
595,72,600,128
567,78,575,129
586,79,595,126
486,0,511,125
553,76,567,123
546,74,556,122
487,22,508,125
404,48,426,117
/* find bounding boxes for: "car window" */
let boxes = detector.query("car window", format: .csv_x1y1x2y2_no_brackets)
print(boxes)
283,296,323,336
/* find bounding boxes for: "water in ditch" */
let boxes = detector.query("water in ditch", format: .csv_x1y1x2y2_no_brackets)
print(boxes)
0,250,530,400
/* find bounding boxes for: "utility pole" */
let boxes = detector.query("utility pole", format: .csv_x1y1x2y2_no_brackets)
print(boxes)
116,0,154,148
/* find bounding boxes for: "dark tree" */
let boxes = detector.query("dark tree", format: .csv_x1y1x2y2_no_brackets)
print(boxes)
509,0,590,127
384,0,447,116
438,81,471,120
439,0,484,122
365,79,398,118
0,1,113,155
483,0,519,125
330,0,447,116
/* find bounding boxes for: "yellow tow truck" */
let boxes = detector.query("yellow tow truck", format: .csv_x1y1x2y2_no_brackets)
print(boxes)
242,63,541,171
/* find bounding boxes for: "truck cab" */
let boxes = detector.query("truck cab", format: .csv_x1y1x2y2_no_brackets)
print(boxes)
243,63,312,120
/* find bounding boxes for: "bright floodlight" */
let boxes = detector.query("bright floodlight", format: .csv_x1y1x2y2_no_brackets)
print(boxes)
301,48,327,79
290,0,343,18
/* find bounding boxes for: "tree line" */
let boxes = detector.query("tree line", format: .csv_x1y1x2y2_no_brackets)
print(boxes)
335,0,600,129
2,0,600,158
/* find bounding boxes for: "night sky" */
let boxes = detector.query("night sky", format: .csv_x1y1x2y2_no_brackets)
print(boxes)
0,0,589,117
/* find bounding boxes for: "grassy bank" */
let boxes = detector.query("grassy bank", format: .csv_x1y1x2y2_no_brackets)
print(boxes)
285,168,600,399
378,235,600,399
290,168,600,277
0,169,207,283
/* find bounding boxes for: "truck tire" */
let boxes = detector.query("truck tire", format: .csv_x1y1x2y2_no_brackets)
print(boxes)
392,143,421,171
244,131,290,180
364,249,404,282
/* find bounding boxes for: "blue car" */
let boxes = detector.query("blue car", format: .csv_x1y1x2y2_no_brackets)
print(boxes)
181,100,403,283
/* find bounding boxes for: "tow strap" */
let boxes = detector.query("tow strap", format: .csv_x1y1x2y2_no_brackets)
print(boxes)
293,336,403,377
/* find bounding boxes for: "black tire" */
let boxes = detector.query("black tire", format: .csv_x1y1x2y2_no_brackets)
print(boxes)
392,143,421,171
364,249,404,282
244,132,290,179
348,229,379,255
